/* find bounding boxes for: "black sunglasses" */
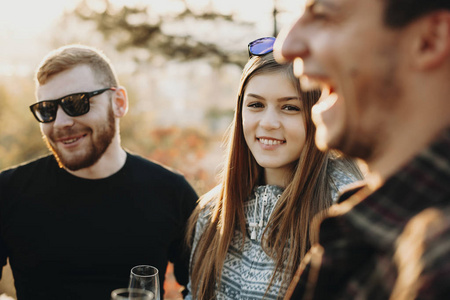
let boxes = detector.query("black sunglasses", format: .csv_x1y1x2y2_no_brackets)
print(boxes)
248,37,276,57
30,87,116,123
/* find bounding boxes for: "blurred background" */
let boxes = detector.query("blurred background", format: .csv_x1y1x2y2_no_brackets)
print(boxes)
0,0,305,298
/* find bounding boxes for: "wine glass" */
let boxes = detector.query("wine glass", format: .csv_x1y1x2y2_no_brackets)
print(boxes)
128,265,160,300
111,288,153,300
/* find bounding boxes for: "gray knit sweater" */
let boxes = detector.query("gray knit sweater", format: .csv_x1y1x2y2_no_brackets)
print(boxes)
186,161,360,299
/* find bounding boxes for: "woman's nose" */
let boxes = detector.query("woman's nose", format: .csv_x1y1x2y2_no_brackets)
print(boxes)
259,109,281,130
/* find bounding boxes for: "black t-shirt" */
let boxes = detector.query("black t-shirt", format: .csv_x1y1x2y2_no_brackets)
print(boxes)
0,153,198,300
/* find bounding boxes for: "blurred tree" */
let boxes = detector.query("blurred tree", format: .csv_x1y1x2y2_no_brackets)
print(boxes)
0,77,48,171
69,0,255,68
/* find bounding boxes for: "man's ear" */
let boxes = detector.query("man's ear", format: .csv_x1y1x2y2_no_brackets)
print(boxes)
111,86,128,118
412,11,450,70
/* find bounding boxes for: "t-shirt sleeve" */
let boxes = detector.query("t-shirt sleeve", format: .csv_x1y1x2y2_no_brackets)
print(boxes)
168,177,198,291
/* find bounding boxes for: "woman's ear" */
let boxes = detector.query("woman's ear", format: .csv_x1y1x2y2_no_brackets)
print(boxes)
111,86,128,118
411,11,450,70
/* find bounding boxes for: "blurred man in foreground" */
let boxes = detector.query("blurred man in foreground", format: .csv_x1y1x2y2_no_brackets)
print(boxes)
0,45,198,299
275,0,450,299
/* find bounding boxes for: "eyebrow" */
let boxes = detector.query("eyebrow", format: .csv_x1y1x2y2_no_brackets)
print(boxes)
245,93,300,102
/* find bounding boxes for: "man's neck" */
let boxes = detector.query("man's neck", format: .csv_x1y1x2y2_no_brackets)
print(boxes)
366,104,450,191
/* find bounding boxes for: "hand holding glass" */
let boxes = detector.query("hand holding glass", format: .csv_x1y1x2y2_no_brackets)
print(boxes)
128,265,160,300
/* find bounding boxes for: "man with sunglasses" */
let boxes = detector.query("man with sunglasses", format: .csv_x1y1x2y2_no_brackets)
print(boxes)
0,45,198,299
274,0,450,299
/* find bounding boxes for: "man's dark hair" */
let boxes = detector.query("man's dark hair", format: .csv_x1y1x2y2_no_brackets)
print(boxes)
384,0,450,28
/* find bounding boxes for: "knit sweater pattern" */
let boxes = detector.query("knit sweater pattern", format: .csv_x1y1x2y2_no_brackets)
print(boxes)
187,162,359,299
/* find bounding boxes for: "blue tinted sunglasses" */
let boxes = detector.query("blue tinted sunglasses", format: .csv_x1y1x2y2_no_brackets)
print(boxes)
248,37,276,57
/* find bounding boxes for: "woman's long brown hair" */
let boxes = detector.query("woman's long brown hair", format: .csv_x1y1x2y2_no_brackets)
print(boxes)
186,53,363,299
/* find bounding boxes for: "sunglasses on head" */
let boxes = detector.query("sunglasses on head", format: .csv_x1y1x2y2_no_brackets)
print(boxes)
248,37,276,57
30,87,116,123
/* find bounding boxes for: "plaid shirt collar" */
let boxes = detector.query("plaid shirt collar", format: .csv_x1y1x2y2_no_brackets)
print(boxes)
286,127,450,300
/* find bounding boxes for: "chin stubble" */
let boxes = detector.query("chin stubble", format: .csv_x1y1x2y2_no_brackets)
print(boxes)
44,108,116,171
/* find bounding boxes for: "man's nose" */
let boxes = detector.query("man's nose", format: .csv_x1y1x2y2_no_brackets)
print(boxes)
274,16,309,64
53,106,75,128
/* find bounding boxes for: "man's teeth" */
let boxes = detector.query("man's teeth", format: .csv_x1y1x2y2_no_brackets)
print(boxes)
62,137,80,144
259,138,284,145
315,92,338,111
293,58,304,77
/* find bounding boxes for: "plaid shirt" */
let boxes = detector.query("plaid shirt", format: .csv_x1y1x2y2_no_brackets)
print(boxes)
285,128,450,300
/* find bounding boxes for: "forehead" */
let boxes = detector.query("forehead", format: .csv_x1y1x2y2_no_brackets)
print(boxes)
302,0,390,44
309,0,384,14
37,65,100,101
244,71,297,98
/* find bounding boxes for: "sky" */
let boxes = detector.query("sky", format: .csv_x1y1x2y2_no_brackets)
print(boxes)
0,0,78,76
0,0,304,76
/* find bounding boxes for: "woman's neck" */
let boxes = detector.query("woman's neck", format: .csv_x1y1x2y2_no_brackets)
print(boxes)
263,166,291,187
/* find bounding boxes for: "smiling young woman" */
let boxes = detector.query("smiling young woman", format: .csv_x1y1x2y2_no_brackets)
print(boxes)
185,39,364,300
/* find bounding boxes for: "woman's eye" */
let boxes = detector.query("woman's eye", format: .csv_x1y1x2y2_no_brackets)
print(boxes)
247,102,264,108
282,105,301,112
